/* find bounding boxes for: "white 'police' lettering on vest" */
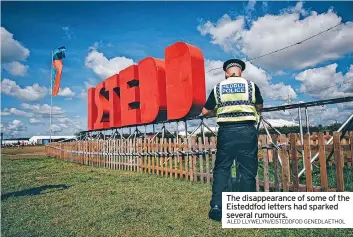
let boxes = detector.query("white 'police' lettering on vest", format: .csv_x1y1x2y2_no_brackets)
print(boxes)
221,83,246,94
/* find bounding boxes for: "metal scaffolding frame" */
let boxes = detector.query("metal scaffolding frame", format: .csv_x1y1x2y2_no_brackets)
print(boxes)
73,96,353,178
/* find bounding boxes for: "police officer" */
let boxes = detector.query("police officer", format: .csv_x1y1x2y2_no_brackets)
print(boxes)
201,59,264,221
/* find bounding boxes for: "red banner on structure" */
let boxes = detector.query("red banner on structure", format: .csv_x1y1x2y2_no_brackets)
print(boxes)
87,41,206,130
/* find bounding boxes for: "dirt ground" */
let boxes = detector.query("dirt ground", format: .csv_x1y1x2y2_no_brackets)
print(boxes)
1,145,46,159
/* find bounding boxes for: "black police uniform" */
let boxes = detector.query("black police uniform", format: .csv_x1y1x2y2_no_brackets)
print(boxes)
205,59,264,221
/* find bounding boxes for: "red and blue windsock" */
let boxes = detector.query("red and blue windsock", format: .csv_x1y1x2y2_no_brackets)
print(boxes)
52,46,66,96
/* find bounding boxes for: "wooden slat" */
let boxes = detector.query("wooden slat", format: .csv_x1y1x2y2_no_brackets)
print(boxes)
210,137,216,181
304,134,313,192
290,134,299,192
190,137,196,182
108,140,110,168
333,132,344,192
155,138,160,176
85,141,87,165
127,139,129,171
318,132,328,191
262,135,270,192
205,137,210,184
164,138,168,177
145,138,148,172
183,138,189,181
151,138,154,174
113,139,116,169
131,138,134,171
89,141,91,166
173,138,177,179
349,131,353,167
144,138,147,173
121,139,124,170
114,139,117,169
109,140,112,169
95,140,98,167
198,137,204,184
149,138,152,174
105,140,108,168
129,139,133,171
103,141,106,168
101,140,103,168
163,138,167,177
138,138,141,172
272,134,280,192
117,139,120,170
128,138,131,171
97,142,103,168
176,138,181,179
110,139,116,169
124,139,127,170
280,148,290,192
169,138,173,178
160,138,164,177
135,137,138,171
93,140,99,167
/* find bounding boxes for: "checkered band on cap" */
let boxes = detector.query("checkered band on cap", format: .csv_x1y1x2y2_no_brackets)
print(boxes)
226,62,242,71
218,112,255,118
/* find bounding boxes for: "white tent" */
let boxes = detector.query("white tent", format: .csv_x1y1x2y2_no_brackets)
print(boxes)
259,119,298,128
29,135,76,144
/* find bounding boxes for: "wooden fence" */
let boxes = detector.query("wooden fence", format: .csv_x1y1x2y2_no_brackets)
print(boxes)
45,131,353,192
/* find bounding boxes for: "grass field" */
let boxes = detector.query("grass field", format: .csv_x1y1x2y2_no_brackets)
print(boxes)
2,146,352,237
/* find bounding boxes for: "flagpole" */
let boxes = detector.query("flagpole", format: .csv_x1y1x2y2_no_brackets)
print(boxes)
50,50,53,143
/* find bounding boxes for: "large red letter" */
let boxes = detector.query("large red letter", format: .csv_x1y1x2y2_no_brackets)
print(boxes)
120,65,141,126
88,87,97,130
165,42,206,120
94,81,110,129
105,74,121,128
138,57,167,124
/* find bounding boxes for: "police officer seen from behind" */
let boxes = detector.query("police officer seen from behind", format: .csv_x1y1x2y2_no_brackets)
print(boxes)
201,59,264,222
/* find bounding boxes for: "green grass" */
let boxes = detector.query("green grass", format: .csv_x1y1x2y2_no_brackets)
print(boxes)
2,152,353,237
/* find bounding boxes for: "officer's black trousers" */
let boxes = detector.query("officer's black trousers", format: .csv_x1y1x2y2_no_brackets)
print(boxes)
210,123,258,208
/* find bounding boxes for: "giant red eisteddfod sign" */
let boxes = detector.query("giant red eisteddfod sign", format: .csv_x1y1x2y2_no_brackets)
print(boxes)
88,42,206,131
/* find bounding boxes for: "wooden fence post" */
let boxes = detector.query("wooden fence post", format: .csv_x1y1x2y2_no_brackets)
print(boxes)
173,138,177,178
280,148,290,192
304,134,313,192
210,137,216,182
290,134,299,192
349,131,353,168
318,132,328,191
183,137,189,181
205,137,210,184
272,134,280,192
262,135,270,192
333,132,344,192
169,138,173,178
198,137,204,184
191,137,196,182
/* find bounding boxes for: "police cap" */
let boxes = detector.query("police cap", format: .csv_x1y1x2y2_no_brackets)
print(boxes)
223,59,246,72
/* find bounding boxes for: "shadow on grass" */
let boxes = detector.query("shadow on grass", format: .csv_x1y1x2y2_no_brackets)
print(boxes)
1,184,70,201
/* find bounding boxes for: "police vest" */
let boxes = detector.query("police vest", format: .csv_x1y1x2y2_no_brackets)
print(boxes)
213,77,259,123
